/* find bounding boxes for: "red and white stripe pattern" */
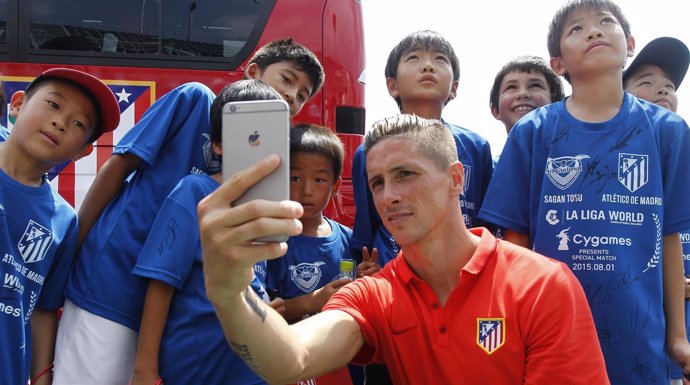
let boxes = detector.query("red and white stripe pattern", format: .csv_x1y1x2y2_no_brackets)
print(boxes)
477,318,505,354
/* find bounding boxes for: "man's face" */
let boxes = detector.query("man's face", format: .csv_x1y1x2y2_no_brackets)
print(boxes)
492,70,553,132
10,81,96,166
366,136,460,247
625,64,678,112
387,48,458,111
551,7,634,80
290,152,339,222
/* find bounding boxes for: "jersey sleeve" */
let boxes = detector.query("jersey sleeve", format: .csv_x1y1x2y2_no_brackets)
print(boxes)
113,82,215,168
132,188,199,289
479,123,535,237
660,115,690,234
37,217,77,310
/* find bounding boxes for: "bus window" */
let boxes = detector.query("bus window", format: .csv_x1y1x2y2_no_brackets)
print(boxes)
0,0,6,47
30,0,261,60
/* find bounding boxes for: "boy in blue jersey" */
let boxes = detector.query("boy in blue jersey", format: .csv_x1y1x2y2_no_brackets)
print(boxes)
350,29,493,384
352,30,493,270
266,123,354,385
130,80,282,385
623,36,690,385
0,68,119,385
479,1,690,383
54,38,324,385
489,55,564,137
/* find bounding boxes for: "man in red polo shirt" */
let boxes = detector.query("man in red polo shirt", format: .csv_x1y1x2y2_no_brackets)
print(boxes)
198,114,609,385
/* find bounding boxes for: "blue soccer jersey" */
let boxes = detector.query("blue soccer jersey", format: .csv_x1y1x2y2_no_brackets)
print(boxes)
266,218,352,301
0,169,76,385
133,174,267,385
351,121,492,265
479,93,690,385
65,82,220,330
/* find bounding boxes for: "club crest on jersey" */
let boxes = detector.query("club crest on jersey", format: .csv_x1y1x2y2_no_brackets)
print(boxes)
545,155,590,190
618,153,648,193
477,318,505,354
18,220,53,264
289,262,326,293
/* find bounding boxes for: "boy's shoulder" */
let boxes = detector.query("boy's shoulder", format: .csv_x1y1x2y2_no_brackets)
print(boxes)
326,217,353,238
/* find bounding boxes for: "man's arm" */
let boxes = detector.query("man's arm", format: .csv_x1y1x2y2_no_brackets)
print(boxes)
77,152,141,249
30,309,58,385
663,233,690,378
199,155,364,383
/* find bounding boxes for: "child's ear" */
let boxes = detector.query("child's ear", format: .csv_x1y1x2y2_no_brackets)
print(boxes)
211,141,222,157
386,77,399,99
447,80,459,101
549,56,567,77
73,143,94,161
331,177,342,196
9,91,26,117
490,105,501,120
626,35,636,59
244,63,261,79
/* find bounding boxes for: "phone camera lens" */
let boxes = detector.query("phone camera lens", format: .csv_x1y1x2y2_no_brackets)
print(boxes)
229,105,237,113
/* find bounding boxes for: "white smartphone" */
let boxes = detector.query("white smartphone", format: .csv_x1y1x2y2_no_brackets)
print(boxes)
222,99,290,242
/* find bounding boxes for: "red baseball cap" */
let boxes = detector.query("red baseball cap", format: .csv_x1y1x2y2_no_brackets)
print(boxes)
26,68,120,136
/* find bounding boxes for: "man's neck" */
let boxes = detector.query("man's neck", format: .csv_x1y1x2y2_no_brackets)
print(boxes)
566,71,625,123
402,222,479,305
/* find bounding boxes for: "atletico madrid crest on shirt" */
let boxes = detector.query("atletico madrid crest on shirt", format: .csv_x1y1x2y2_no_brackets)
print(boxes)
477,318,505,354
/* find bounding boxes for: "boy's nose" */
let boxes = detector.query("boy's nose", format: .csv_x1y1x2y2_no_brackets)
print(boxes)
587,29,604,40
657,87,669,95
52,119,66,132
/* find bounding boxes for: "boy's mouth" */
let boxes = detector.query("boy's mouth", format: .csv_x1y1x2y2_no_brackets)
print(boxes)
586,41,609,52
512,105,535,113
40,131,59,145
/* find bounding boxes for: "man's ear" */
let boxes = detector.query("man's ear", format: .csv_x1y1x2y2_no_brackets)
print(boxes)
244,63,261,79
73,143,94,161
9,91,26,118
449,161,465,194
386,77,399,99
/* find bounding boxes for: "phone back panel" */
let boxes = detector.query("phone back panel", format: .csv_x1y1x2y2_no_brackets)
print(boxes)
222,99,290,223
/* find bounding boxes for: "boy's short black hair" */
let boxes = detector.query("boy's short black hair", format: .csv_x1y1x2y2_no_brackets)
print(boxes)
384,30,460,110
489,55,565,110
247,38,324,97
290,123,344,181
209,79,282,145
547,0,631,82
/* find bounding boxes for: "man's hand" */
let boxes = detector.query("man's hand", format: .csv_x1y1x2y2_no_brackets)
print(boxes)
198,154,303,304
357,247,380,278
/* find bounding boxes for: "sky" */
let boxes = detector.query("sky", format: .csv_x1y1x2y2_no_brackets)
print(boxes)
361,0,690,155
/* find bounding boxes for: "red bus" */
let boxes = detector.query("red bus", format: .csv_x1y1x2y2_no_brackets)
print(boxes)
0,0,365,227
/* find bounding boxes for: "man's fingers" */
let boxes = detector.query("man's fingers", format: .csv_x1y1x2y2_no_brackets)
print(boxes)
204,154,281,207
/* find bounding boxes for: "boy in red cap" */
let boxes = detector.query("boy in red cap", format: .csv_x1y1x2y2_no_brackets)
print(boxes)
0,68,119,385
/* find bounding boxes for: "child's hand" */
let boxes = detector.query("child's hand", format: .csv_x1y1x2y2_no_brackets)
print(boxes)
357,247,380,278
268,297,286,316
313,278,351,311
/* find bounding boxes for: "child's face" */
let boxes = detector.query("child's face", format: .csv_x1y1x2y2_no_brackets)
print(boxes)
10,81,96,165
246,62,312,116
290,152,339,221
387,48,458,111
551,7,634,81
625,64,678,112
491,70,552,132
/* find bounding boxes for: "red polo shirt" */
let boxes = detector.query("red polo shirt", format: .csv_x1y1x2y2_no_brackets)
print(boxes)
324,228,609,385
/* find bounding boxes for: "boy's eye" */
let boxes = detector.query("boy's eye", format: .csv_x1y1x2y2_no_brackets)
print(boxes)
503,84,516,92
282,74,292,85
72,120,86,130
601,17,615,25
47,100,60,110
315,177,327,183
435,55,449,63
530,82,546,89
568,25,582,35
666,83,676,91
405,54,419,62
290,176,301,182
297,92,307,103
638,81,652,87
